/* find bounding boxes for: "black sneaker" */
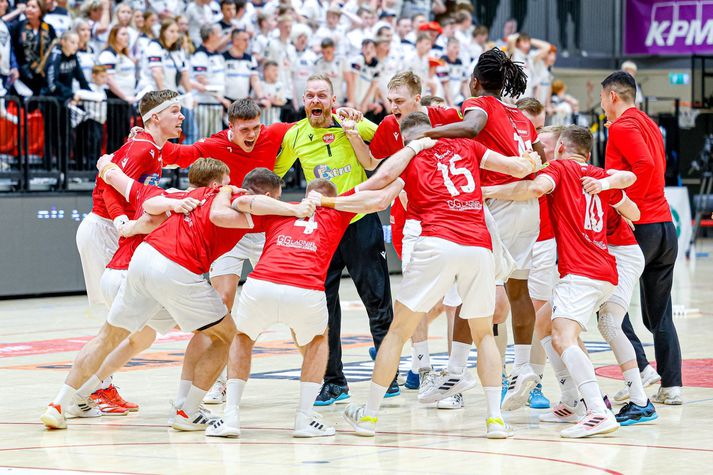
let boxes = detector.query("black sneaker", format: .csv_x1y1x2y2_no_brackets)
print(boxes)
616,400,658,426
313,383,350,407
384,377,400,398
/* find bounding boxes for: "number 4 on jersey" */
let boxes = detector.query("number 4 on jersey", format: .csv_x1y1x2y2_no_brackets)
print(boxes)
295,215,318,234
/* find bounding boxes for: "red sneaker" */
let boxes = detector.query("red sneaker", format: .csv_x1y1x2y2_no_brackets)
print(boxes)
90,388,130,416
103,385,139,412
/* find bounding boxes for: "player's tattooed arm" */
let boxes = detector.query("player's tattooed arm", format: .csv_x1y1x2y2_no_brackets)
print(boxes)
482,175,552,201
422,108,487,140
581,170,637,195
358,137,436,191
315,179,404,214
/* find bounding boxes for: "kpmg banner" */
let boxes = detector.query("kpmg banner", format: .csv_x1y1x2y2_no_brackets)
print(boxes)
625,0,713,55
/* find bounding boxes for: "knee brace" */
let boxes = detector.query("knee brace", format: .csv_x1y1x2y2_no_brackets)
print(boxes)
597,311,636,365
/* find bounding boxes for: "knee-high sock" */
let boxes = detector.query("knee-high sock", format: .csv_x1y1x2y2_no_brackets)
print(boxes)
560,345,607,414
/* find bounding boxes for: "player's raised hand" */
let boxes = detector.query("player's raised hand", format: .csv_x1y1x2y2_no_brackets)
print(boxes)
172,197,201,214
96,153,114,171
307,190,323,206
341,118,360,138
336,107,363,123
296,198,317,218
581,176,605,194
406,137,437,154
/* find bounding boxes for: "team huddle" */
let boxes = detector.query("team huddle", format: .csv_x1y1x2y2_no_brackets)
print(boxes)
41,48,667,440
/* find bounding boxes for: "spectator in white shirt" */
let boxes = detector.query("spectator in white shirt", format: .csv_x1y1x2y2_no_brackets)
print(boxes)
192,23,227,136
137,19,191,93
134,11,159,61
311,6,348,58
263,14,295,114
150,0,187,21
313,38,349,105
73,18,97,86
185,0,218,47
80,0,111,53
508,32,551,99
347,38,379,113
74,64,107,168
44,0,73,37
346,7,376,57
251,12,273,64
113,3,137,51
291,30,318,112
437,36,469,107
223,28,262,101
257,59,286,125
401,31,437,94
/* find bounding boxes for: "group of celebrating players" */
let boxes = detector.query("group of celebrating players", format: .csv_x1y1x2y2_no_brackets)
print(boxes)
40,47,670,440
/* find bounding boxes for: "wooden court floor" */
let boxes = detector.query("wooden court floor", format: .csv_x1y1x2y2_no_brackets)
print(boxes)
1,241,713,474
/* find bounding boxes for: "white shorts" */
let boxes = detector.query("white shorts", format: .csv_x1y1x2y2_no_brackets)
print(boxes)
608,245,645,310
486,198,539,280
528,238,558,301
484,205,516,285
398,237,496,319
107,243,227,333
235,278,328,346
76,213,119,305
552,274,615,331
209,233,265,279
100,268,176,335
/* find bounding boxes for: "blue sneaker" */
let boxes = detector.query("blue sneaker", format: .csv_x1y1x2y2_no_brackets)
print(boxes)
369,347,377,361
616,399,658,426
313,383,349,407
384,378,400,398
404,370,420,390
528,384,551,409
500,373,508,404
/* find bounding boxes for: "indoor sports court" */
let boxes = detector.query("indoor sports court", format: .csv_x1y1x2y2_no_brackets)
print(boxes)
2,0,713,473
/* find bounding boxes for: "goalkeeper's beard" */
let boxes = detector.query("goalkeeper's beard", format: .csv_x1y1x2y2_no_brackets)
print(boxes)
307,107,332,128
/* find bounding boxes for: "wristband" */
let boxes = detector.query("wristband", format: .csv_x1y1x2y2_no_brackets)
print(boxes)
599,179,611,191
99,163,119,181
321,197,336,208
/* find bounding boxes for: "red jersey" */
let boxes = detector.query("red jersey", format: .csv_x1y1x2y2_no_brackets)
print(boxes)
606,208,638,246
163,122,294,187
461,96,539,186
145,188,251,275
91,132,195,220
605,107,671,224
400,138,492,249
540,159,625,285
537,195,555,241
370,106,461,256
250,202,355,291
106,183,189,271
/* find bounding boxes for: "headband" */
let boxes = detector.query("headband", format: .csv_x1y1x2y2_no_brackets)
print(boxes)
141,96,182,123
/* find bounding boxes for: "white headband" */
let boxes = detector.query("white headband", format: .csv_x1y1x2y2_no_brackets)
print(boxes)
141,97,182,123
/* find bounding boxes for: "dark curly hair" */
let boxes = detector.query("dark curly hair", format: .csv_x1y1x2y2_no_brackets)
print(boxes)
472,47,528,98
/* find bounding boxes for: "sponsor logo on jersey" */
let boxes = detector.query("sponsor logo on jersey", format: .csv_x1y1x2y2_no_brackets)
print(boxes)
447,199,482,211
276,234,318,251
314,164,352,180
323,133,335,144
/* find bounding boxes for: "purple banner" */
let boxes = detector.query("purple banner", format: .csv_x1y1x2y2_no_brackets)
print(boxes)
625,0,713,55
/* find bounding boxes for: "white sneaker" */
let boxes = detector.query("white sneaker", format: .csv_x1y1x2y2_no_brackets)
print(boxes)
651,386,682,405
560,410,619,438
486,417,514,439
66,395,102,418
172,407,214,431
436,393,464,410
293,411,336,438
539,401,585,423
205,406,240,438
502,365,540,411
203,378,226,405
614,365,662,403
418,369,477,403
343,403,377,437
40,403,67,429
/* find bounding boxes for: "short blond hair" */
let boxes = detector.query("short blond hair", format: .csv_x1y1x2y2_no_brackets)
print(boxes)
188,158,230,187
387,71,422,96
306,73,334,95
139,89,180,118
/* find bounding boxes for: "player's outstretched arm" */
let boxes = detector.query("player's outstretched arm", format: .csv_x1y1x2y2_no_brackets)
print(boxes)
232,194,316,218
120,213,168,237
613,195,641,222
481,149,542,178
142,196,201,216
423,109,487,140
482,175,553,201
209,187,256,229
581,170,637,195
358,138,436,191
316,179,404,214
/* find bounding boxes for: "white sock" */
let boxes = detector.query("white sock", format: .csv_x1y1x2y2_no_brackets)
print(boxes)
226,379,246,408
365,382,388,418
182,385,207,416
100,375,113,390
411,341,430,371
448,342,471,374
52,384,77,409
298,382,321,414
623,368,648,406
513,344,531,370
541,336,578,406
77,375,101,399
484,386,502,420
175,379,192,409
560,346,606,414
531,364,545,380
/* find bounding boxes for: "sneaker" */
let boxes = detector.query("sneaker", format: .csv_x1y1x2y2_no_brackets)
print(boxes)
560,411,619,438
314,383,350,406
539,401,585,423
203,378,226,405
418,367,432,390
615,400,658,426
293,411,336,438
437,393,464,409
172,408,213,431
205,406,240,438
343,403,377,437
502,366,540,411
614,365,662,403
90,389,129,416
500,372,508,403
404,370,420,390
486,417,514,439
528,384,551,409
651,386,683,405
418,369,477,403
66,395,102,418
385,378,400,398
40,403,67,430
95,385,139,412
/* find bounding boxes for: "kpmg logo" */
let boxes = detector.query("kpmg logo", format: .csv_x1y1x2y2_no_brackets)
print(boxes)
644,1,713,48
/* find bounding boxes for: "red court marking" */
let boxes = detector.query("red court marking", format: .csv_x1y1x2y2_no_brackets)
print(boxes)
595,359,713,388
0,441,623,474
0,465,154,475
